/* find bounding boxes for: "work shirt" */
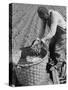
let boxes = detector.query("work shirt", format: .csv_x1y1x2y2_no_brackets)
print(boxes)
42,10,66,42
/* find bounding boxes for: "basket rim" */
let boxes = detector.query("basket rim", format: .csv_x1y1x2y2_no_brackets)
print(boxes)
16,53,48,67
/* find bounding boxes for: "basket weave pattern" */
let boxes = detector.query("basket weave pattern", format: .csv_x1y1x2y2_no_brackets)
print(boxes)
15,54,49,86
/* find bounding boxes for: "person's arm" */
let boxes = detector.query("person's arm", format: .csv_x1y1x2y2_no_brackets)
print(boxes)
41,10,59,43
41,21,58,43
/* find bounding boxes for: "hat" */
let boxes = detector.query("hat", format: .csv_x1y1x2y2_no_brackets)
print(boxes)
37,6,49,20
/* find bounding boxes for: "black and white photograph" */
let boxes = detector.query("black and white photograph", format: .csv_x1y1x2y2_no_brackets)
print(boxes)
9,3,66,87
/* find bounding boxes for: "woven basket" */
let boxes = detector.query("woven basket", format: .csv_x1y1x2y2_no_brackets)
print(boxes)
15,51,49,86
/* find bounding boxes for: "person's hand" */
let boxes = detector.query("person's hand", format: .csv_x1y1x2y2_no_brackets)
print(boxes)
33,40,39,46
31,39,41,53
31,38,40,47
41,38,49,45
41,38,46,43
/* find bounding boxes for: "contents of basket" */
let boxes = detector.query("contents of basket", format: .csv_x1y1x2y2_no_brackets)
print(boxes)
18,39,47,64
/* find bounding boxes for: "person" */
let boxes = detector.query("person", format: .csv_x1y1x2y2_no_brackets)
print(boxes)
31,6,51,49
41,9,66,41
32,7,66,83
33,7,66,43
32,7,66,62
